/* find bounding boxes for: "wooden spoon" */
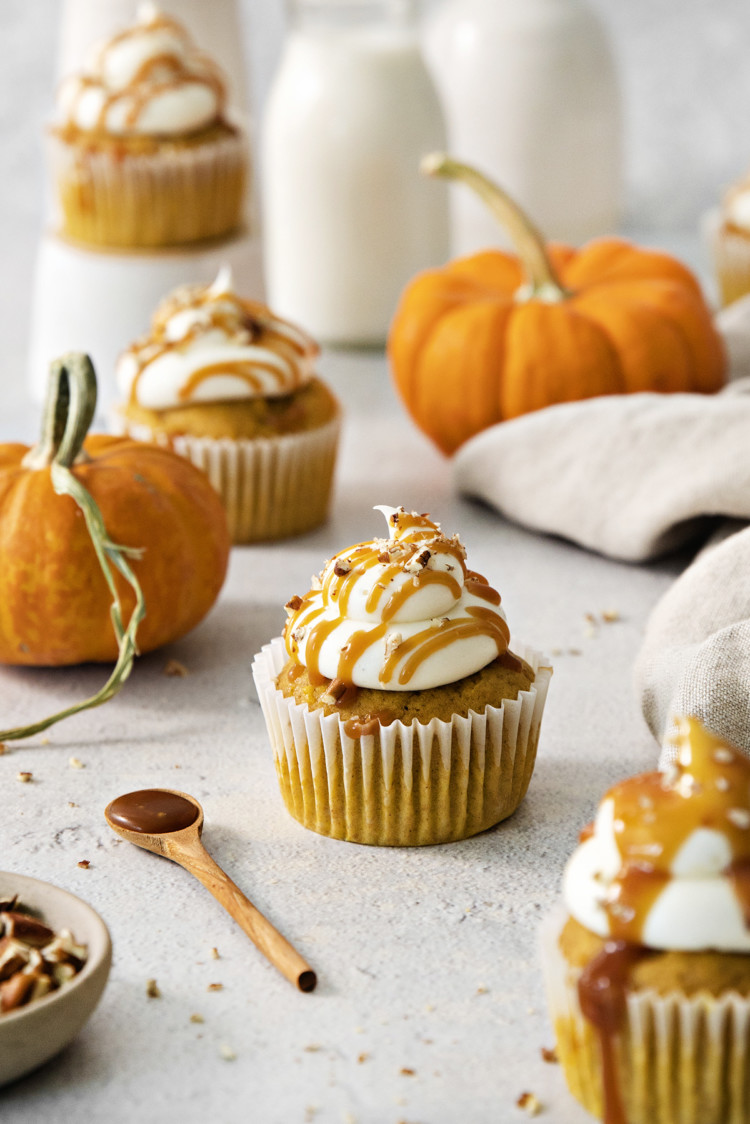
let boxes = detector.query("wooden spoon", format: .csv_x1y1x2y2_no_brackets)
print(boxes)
104,788,316,993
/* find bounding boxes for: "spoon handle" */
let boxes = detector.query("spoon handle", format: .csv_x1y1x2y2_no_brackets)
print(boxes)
173,839,316,992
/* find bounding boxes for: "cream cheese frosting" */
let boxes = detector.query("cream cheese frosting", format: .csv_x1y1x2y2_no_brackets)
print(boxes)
563,717,750,952
283,506,511,690
57,3,227,137
117,266,319,409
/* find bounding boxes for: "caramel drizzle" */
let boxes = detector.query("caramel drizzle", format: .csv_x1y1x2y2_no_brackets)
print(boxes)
125,292,318,407
599,718,750,944
283,519,509,686
64,11,227,134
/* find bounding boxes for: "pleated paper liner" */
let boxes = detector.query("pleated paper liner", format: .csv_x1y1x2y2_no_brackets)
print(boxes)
710,215,750,309
113,411,340,543
49,129,247,248
252,637,552,847
541,905,750,1124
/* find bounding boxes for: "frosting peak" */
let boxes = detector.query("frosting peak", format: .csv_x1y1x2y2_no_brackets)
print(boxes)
564,717,750,951
283,506,510,690
117,269,319,410
57,5,228,137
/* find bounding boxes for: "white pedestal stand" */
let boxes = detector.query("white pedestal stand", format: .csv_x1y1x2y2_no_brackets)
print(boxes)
28,230,264,414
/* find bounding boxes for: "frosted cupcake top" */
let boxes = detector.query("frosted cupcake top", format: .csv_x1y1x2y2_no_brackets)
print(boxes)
723,184,750,233
564,717,750,952
117,267,319,410
57,2,229,137
283,506,511,691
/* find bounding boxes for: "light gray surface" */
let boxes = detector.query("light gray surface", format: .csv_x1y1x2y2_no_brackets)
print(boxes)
0,351,685,1122
0,1,739,1119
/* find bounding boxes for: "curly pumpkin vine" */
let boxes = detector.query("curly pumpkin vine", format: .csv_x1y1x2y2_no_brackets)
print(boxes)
389,154,727,456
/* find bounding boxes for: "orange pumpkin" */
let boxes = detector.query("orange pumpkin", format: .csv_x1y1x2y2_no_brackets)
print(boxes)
0,353,230,668
389,155,727,455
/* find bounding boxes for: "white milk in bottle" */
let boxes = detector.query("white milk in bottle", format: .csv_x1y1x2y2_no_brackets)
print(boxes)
262,0,449,346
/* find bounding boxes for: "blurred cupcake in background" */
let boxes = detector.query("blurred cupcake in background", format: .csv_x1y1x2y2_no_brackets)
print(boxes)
49,1,247,248
713,171,750,307
113,266,340,543
543,716,750,1124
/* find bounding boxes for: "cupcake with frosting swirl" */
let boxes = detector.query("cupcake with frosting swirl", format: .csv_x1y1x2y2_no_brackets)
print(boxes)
252,505,551,845
114,266,340,541
49,2,247,247
543,716,750,1124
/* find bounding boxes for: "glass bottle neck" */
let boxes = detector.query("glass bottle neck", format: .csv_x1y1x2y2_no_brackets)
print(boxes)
287,0,418,31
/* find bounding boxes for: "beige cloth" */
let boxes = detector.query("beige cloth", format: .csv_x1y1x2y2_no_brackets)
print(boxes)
453,297,750,759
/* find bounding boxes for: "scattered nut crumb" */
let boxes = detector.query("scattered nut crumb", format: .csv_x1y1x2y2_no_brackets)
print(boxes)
476,985,488,995
357,1052,369,1064
77,860,90,869
219,1044,236,1061
210,946,220,960
190,1013,204,1024
304,1044,321,1053
541,1046,558,1064
568,648,582,656
68,757,85,769
39,738,50,746
164,659,189,678
16,772,32,783
400,1067,416,1077
146,979,161,998
602,608,620,623
68,801,78,808
0,743,7,755
550,647,562,656
517,1092,542,1116
207,982,223,992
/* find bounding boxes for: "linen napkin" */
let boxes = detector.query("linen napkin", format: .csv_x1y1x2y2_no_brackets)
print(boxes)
453,296,750,759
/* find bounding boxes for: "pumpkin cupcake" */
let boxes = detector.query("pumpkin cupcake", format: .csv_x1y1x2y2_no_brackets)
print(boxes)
252,505,552,846
113,265,340,543
49,2,247,248
713,171,750,307
543,717,750,1124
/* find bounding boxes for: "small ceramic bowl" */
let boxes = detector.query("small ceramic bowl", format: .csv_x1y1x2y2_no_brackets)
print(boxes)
0,871,112,1087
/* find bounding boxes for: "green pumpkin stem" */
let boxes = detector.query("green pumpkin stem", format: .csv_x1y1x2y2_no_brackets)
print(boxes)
421,153,569,301
0,353,146,742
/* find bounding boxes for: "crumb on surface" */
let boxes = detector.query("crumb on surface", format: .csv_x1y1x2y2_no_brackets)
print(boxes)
541,1046,558,1064
219,1044,236,1061
68,801,78,808
146,979,161,999
211,946,220,959
517,1091,542,1115
69,757,85,769
16,771,32,783
476,985,488,995
602,608,620,622
357,1052,369,1064
164,659,190,678
207,982,223,992
39,738,50,746
77,859,90,869
0,743,7,755
400,1067,416,1077
304,1044,321,1053
190,1013,204,1024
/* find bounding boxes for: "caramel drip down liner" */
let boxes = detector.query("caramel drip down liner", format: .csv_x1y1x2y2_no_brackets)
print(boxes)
541,906,750,1124
114,411,340,543
252,637,552,847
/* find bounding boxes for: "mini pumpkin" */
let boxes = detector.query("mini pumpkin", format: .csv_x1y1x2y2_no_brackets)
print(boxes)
0,353,230,672
389,155,727,455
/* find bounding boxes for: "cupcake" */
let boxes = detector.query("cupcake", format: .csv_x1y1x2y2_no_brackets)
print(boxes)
252,505,552,846
49,2,247,248
113,265,341,543
543,716,750,1124
713,174,750,307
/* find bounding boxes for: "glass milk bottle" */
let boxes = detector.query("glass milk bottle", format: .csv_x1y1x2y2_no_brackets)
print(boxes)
424,0,622,255
262,0,450,346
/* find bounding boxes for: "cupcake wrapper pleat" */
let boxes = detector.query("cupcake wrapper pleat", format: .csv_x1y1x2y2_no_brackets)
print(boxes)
49,131,248,248
252,637,552,846
113,413,340,543
711,219,750,308
541,906,750,1124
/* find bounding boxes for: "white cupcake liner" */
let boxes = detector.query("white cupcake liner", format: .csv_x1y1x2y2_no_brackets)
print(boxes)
48,129,248,248
251,636,552,847
113,409,341,543
710,216,750,308
541,905,750,1124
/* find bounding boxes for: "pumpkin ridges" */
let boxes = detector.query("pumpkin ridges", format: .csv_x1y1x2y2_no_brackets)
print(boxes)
571,288,695,394
413,300,514,454
501,302,625,420
561,237,704,297
443,249,523,292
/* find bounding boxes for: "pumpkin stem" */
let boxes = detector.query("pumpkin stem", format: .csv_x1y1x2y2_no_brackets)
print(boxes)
0,353,146,742
421,153,569,301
